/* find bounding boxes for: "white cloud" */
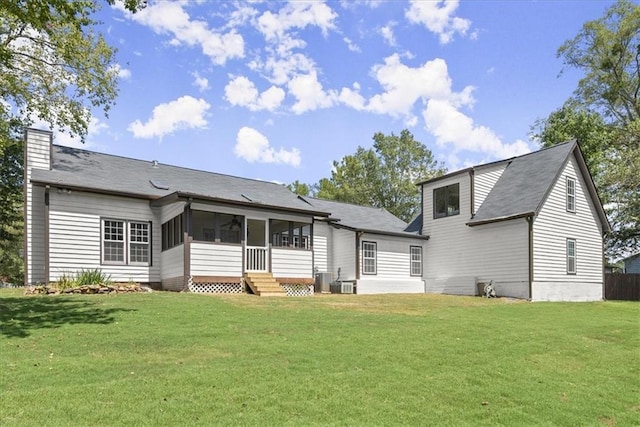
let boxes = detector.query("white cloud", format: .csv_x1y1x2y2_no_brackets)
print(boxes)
423,99,531,158
405,0,471,44
380,23,396,46
343,37,360,52
192,72,210,92
224,76,285,111
234,127,301,166
115,1,244,65
365,54,469,122
110,63,131,80
128,96,210,139
288,71,337,114
256,2,337,41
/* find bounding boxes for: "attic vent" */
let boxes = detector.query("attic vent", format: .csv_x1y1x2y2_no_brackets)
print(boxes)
150,179,169,190
241,193,253,202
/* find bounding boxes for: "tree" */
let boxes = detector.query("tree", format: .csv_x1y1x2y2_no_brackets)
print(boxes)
286,180,313,197
315,130,446,222
533,0,640,257
1,0,146,139
0,0,145,284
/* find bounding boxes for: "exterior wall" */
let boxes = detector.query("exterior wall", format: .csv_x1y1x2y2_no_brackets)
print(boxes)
356,233,426,294
422,174,529,298
532,154,604,301
331,228,356,280
48,190,161,283
190,242,242,277
160,244,184,279
271,248,313,278
313,222,331,274
24,129,51,285
160,201,186,223
474,164,506,213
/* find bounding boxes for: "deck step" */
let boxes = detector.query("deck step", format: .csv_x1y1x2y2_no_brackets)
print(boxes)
244,272,285,296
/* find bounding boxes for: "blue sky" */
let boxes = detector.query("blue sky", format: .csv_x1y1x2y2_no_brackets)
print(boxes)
45,0,615,186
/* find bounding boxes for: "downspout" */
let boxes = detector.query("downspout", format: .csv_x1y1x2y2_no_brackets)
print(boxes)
355,231,363,280
469,169,475,216
23,133,28,286
527,215,533,301
44,186,50,285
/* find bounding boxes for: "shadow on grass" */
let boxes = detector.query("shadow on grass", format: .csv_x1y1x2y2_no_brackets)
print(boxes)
0,296,136,338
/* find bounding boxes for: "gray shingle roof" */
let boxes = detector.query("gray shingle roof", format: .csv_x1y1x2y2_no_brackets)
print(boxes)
468,142,576,224
303,197,425,238
31,145,328,216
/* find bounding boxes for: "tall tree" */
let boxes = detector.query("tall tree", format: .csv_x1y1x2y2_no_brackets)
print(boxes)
316,130,446,222
0,0,145,284
533,0,640,257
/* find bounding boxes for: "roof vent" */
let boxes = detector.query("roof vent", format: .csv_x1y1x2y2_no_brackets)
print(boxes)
151,160,159,168
150,179,169,190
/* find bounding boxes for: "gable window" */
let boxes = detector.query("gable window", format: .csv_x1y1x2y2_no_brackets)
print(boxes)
566,238,576,274
434,183,460,219
566,177,576,212
362,241,377,275
102,219,151,265
410,246,422,276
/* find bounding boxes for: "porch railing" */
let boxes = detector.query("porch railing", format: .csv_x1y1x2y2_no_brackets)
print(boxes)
246,246,268,271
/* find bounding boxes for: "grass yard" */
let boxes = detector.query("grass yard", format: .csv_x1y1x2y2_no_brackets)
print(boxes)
1,289,638,426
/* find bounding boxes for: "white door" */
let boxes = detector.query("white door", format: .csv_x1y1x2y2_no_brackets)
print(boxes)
245,218,268,272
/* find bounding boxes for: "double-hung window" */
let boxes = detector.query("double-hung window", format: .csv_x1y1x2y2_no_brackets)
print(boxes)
362,241,377,275
102,219,151,265
410,246,422,276
566,177,576,212
566,238,576,274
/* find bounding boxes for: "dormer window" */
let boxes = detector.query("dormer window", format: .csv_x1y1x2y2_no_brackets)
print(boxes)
566,177,576,213
433,183,460,219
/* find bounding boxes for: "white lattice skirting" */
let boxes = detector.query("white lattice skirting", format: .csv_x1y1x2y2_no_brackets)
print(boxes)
188,281,244,294
282,284,314,297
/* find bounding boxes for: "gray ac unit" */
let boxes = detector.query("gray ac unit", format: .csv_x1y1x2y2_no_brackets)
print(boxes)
314,272,332,293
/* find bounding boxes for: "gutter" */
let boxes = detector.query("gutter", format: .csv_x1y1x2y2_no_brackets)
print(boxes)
466,211,535,227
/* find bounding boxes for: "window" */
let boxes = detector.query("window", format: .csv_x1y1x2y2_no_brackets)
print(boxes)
566,239,576,274
102,219,151,265
190,211,242,244
566,177,576,212
162,214,183,251
434,183,460,218
410,246,422,276
362,241,377,275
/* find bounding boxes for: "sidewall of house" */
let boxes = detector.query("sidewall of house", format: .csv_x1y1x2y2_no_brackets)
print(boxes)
473,163,507,213
532,154,604,301
48,190,161,283
312,222,332,275
422,174,529,298
356,233,426,294
331,228,356,281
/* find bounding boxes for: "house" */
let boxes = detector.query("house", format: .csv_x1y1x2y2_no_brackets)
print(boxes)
23,128,425,295
622,254,640,274
417,141,610,302
302,197,428,294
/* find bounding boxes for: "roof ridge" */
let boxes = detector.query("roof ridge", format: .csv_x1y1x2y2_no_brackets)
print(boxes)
52,144,290,188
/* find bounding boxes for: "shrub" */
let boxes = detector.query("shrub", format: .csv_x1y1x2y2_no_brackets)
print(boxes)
55,273,77,290
75,268,112,286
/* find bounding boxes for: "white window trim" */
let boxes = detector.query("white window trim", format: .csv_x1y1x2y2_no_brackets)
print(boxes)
410,246,422,277
566,177,576,213
102,218,151,266
362,241,377,275
566,238,576,275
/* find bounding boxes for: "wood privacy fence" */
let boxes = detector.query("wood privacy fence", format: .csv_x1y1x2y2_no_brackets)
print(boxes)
605,273,640,301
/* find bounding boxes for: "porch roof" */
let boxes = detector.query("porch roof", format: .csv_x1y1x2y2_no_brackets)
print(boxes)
31,145,330,216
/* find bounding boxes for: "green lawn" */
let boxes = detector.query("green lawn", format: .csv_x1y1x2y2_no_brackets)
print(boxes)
1,290,638,426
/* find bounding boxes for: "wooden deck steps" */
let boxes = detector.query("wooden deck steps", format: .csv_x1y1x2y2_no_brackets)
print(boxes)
244,272,285,296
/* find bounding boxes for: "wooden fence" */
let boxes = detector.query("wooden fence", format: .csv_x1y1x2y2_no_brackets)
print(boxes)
605,273,640,301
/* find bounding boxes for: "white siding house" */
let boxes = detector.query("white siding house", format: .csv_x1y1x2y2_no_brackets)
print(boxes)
418,141,610,301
